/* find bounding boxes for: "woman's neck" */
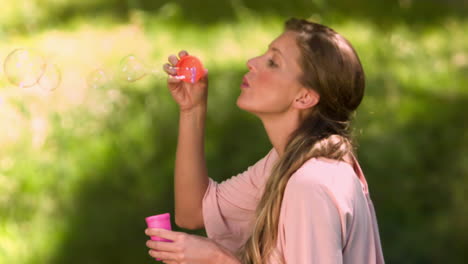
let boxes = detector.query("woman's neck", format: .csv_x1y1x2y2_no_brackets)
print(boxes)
259,111,302,157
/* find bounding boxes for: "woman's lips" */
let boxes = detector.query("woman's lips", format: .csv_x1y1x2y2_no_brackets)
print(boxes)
241,77,250,88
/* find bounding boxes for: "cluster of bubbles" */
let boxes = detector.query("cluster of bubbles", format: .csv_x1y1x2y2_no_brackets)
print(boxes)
2,49,200,92
86,55,155,90
87,54,194,90
3,48,61,91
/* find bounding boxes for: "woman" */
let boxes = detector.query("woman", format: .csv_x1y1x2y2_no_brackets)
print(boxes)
145,18,385,264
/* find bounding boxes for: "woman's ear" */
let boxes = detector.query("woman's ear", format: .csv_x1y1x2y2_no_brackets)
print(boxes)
292,88,320,109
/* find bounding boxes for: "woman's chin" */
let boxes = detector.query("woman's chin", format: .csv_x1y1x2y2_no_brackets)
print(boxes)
236,98,251,112
236,97,265,118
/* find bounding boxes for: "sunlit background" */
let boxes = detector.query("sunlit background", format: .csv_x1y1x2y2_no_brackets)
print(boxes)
0,0,467,263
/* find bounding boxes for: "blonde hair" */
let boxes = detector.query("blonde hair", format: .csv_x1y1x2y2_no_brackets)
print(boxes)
237,18,365,263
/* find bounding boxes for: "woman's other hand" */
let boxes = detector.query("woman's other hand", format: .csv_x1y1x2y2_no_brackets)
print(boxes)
145,228,239,264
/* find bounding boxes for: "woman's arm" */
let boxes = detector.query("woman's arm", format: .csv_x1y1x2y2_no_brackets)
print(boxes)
163,51,209,230
174,106,209,229
215,243,242,264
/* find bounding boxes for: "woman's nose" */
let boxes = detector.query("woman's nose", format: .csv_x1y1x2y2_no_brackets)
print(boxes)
246,57,255,71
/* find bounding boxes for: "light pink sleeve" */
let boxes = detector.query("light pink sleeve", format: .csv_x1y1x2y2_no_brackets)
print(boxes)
202,149,277,252
280,177,343,264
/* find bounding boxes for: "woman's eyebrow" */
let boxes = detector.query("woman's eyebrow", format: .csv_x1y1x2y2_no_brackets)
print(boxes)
268,45,284,58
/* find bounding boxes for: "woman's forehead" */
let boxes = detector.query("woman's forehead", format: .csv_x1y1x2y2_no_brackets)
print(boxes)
270,31,298,49
270,31,302,70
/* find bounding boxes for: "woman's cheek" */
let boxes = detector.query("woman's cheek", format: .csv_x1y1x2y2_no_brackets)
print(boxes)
257,72,274,84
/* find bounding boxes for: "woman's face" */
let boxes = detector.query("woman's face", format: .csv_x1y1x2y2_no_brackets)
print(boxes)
237,30,306,117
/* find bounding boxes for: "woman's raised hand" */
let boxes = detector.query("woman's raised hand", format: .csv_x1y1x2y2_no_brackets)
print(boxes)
163,50,208,112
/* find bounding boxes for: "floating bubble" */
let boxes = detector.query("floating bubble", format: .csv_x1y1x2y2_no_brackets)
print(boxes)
119,55,149,82
118,54,172,83
3,48,46,88
87,68,112,89
38,63,62,91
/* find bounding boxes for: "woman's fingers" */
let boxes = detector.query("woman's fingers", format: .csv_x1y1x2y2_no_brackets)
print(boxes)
166,51,189,77
168,50,188,66
149,249,178,261
168,54,178,66
163,63,177,75
167,75,182,85
145,228,180,241
146,240,179,252
178,50,188,58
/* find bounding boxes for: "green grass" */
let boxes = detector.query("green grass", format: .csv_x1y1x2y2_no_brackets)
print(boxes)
0,6,467,264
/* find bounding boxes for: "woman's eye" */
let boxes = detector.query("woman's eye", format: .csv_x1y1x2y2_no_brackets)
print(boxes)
268,59,278,67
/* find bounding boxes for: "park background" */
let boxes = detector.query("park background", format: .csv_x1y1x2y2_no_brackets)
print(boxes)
0,0,467,263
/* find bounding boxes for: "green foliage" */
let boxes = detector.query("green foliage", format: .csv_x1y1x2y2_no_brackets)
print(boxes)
2,0,468,34
0,1,467,263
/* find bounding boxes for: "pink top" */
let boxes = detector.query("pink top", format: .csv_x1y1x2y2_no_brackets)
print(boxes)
202,149,385,263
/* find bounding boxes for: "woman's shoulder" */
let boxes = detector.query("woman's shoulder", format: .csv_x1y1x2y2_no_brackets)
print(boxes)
286,157,362,202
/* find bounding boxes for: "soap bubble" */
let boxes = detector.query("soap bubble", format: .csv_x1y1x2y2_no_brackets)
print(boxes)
3,48,46,88
87,68,113,89
119,55,148,82
118,54,167,83
38,63,62,91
